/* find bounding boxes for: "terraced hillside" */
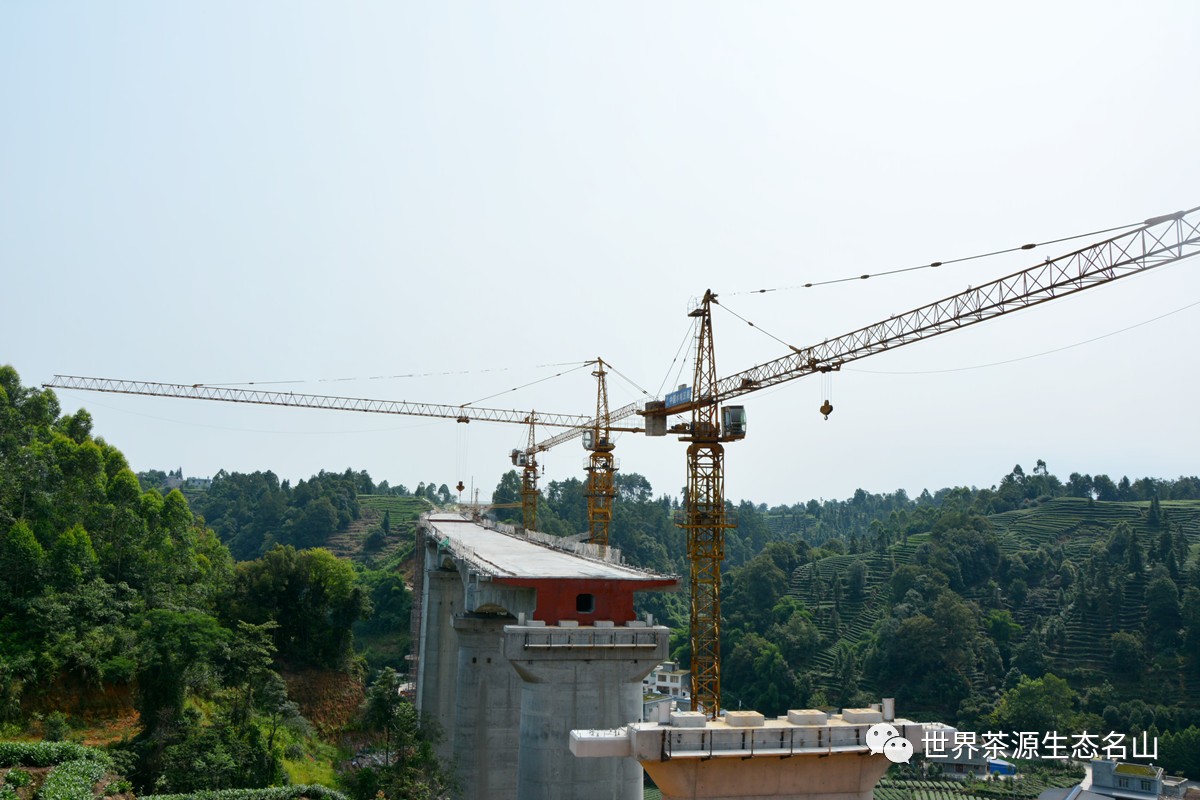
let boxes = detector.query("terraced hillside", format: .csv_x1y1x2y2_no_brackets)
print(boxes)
323,495,430,567
788,498,1200,700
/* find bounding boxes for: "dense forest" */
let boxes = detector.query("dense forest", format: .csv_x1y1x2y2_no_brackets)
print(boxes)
0,369,447,798
5,362,1200,796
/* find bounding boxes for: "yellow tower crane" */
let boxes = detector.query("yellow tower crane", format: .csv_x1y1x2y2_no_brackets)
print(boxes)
544,205,1200,716
582,358,617,549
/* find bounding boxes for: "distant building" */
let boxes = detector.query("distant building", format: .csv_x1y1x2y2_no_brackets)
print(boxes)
1089,760,1163,800
184,476,212,491
642,660,691,705
1039,760,1182,800
642,691,673,723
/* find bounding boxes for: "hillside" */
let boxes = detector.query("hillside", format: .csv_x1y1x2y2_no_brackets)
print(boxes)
774,495,1200,723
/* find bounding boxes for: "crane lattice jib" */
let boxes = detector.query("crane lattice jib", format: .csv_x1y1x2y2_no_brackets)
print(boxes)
709,207,1200,403
531,401,640,452
42,376,595,429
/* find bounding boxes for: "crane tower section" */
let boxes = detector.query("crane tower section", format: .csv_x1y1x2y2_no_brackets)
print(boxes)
583,359,618,549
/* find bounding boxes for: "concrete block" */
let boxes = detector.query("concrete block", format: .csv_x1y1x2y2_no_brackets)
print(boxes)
842,708,883,724
671,711,708,728
723,711,765,728
559,619,579,628
787,709,828,725
594,620,615,628
569,728,632,758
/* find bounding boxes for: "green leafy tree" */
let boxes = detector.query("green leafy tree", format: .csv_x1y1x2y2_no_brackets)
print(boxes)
1110,631,1144,677
989,673,1080,733
0,520,45,605
134,609,230,737
49,524,98,589
224,545,371,667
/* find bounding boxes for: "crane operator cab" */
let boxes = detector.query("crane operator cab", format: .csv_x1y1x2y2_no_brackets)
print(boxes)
510,449,529,467
721,406,747,440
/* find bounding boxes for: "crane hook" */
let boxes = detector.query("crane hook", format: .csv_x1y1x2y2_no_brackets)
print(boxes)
819,400,833,420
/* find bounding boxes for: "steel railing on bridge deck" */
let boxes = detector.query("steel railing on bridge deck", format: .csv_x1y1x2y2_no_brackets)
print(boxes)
519,628,663,649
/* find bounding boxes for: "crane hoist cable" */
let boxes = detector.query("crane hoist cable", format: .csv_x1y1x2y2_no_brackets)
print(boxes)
460,361,592,406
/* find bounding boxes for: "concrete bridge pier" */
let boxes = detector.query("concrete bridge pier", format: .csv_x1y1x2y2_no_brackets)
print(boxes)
416,567,461,763
451,614,521,800
504,622,670,800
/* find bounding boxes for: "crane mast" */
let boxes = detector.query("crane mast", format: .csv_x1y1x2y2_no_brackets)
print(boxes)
678,292,744,715
583,359,617,548
519,417,539,532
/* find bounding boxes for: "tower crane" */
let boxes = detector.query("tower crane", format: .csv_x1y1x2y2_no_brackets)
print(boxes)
39,375,595,533
509,414,541,533
582,358,617,548
542,205,1200,716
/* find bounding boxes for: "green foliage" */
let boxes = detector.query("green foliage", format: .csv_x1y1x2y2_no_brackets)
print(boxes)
135,609,231,736
43,710,69,742
140,786,349,800
37,757,108,800
1,768,30,787
0,740,111,767
989,674,1081,733
191,470,362,560
223,546,370,668
1159,725,1200,780
352,669,455,799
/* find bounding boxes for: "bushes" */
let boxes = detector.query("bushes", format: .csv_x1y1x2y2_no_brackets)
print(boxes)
1,769,30,787
0,740,110,767
37,758,108,800
141,786,349,800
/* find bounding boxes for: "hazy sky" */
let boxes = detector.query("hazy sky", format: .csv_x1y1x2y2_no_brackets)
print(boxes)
3,2,1198,509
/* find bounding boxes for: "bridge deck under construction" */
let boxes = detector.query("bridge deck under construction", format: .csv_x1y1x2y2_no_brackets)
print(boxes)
425,513,676,582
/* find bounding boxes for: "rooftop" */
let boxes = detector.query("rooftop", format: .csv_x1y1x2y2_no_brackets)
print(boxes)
1113,764,1159,778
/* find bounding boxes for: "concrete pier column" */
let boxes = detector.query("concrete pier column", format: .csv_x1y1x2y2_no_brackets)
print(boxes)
416,568,461,763
451,615,521,800
504,623,670,800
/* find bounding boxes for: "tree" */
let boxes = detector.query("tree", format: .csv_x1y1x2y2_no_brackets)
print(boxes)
1110,632,1144,678
989,673,1080,733
1144,577,1181,651
847,560,868,599
1093,474,1119,502
135,609,231,736
258,672,305,751
49,524,98,589
224,545,371,667
226,620,279,726
382,509,391,534
0,520,45,604
362,667,405,766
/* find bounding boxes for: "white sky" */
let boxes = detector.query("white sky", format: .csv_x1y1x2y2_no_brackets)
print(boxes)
3,2,1198,509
